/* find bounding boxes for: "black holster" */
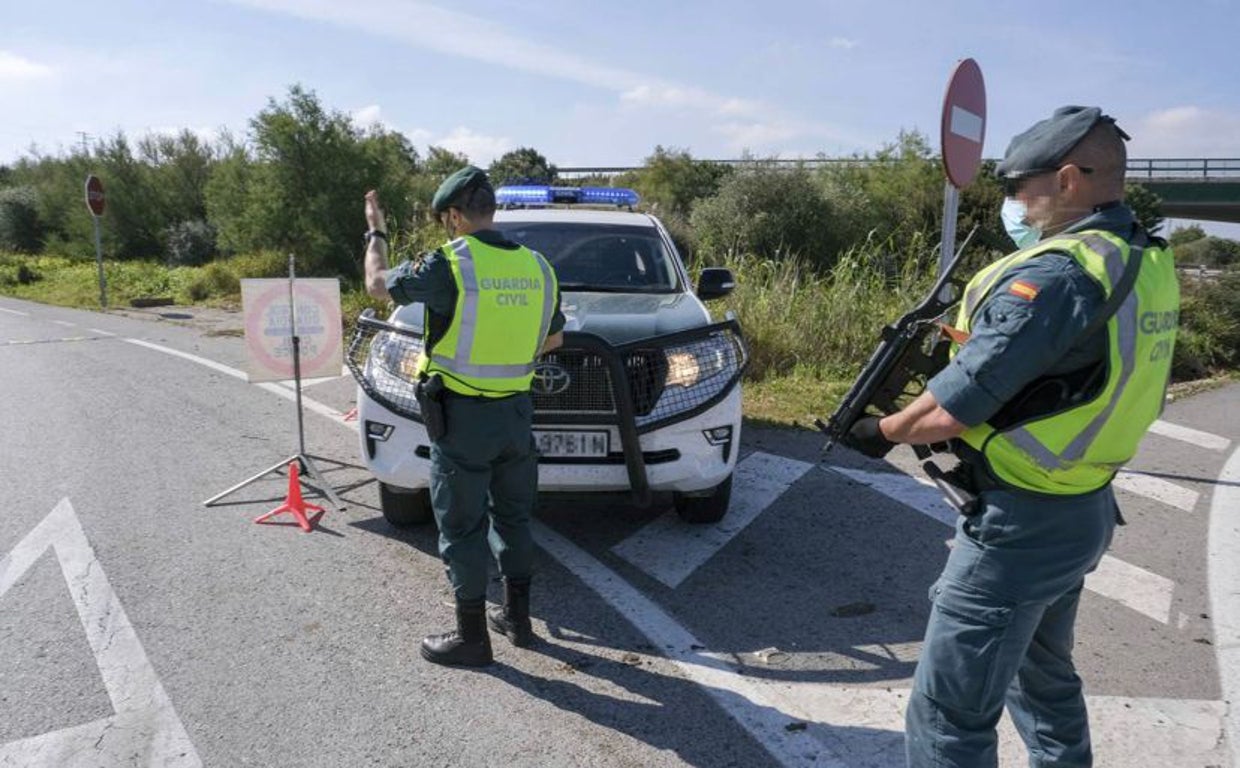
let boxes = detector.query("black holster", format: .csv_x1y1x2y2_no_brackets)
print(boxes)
415,374,447,441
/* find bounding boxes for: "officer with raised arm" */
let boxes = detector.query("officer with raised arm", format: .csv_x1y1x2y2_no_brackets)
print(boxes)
844,107,1180,766
362,166,565,667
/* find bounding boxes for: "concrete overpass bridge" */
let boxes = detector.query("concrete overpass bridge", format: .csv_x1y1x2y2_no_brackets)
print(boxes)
559,158,1240,224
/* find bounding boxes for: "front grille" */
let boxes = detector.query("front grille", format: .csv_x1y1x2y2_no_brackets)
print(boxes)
532,348,668,417
532,350,616,414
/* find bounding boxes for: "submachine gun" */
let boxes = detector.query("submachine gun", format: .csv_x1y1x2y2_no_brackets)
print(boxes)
815,227,980,515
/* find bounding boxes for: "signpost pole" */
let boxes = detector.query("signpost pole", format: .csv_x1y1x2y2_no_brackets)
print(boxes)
92,214,107,308
939,182,960,277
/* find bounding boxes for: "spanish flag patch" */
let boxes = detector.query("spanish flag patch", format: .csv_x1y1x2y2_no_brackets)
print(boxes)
1008,280,1040,301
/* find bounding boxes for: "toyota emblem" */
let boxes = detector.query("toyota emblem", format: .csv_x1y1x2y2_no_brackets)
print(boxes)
532,362,571,396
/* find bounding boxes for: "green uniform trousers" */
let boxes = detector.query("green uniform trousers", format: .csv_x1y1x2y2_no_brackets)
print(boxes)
429,392,538,602
905,485,1117,768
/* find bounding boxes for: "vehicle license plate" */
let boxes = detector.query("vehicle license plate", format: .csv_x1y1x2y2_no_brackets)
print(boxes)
534,430,610,457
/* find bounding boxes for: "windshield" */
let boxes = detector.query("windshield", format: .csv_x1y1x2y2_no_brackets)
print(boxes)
493,222,681,293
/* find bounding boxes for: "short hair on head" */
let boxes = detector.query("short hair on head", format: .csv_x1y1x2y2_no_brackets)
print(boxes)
1065,122,1128,190
452,183,496,220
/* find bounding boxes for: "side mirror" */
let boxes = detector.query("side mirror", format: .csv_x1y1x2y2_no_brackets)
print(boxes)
696,268,735,301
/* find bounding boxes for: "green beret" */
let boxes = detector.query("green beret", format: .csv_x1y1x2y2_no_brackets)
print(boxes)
996,106,1130,179
431,165,493,213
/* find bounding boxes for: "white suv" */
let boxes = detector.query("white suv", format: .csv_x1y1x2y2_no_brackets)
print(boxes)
346,186,747,527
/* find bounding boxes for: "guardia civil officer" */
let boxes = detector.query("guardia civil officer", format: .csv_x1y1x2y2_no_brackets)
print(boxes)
844,107,1180,766
362,166,565,667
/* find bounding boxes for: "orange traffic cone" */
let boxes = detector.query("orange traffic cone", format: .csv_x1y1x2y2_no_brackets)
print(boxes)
254,460,324,533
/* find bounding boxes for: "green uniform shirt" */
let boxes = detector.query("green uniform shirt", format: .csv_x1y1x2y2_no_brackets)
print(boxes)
385,228,567,349
927,203,1138,427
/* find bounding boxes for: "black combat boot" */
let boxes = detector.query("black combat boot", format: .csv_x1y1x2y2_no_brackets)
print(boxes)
420,600,493,667
487,577,533,647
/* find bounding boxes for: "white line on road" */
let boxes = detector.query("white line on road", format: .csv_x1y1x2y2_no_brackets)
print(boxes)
611,451,814,588
1208,442,1240,768
825,466,1177,625
87,328,116,337
123,337,248,380
1113,468,1200,512
52,320,76,328
123,337,347,422
0,500,202,767
1149,419,1232,451
0,306,28,316
535,520,851,768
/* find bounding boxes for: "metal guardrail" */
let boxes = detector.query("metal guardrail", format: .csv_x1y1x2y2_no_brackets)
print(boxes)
557,158,1240,181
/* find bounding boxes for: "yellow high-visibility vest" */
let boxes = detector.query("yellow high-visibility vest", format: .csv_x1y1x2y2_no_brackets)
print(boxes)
954,230,1179,494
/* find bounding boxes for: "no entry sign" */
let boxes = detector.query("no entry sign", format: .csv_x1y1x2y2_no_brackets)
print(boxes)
940,58,987,188
85,175,105,217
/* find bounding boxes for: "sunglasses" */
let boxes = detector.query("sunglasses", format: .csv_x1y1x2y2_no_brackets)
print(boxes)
1002,164,1094,197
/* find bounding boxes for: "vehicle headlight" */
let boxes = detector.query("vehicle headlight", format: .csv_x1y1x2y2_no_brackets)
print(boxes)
665,351,701,388
370,331,422,380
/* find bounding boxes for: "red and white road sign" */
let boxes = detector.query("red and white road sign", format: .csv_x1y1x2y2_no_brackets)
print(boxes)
940,58,986,188
85,175,105,217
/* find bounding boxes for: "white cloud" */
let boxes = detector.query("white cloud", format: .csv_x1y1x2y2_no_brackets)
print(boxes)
1129,106,1240,157
226,0,847,146
0,50,54,81
351,104,385,127
829,37,858,50
433,127,514,165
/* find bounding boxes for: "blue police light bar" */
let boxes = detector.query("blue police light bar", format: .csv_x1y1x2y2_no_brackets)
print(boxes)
496,185,640,208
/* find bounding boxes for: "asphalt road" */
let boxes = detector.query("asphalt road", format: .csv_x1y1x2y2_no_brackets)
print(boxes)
1,297,1236,767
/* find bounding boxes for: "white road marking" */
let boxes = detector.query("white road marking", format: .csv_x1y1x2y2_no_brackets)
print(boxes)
826,466,1177,625
1149,419,1231,451
52,320,76,328
1084,554,1175,625
751,680,1226,767
124,337,247,380
123,338,347,421
0,500,202,767
87,328,116,337
1208,442,1240,768
535,520,851,768
1113,469,1199,512
611,451,814,588
0,306,28,316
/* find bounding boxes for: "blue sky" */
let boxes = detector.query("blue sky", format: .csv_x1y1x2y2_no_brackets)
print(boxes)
2,0,1238,232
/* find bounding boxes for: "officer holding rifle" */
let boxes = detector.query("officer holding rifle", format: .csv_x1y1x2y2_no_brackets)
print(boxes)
844,107,1180,767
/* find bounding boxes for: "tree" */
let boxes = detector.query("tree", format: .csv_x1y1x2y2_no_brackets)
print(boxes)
1124,183,1164,235
620,146,730,218
1168,224,1207,247
489,147,557,186
204,85,422,275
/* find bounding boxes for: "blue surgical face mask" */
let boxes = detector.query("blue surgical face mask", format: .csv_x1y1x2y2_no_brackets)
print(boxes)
1001,197,1042,249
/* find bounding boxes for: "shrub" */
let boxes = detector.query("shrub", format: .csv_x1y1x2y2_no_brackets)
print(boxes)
690,163,838,266
0,187,44,253
165,219,217,266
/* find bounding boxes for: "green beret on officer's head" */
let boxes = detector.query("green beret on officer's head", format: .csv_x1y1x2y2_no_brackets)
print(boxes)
431,165,493,213
996,106,1131,180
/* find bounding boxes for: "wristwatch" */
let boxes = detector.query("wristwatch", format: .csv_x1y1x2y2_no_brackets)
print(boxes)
363,229,388,244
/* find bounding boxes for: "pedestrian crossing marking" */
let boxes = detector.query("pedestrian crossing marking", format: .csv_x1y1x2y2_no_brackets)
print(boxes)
1149,419,1231,451
825,465,1177,625
611,451,814,588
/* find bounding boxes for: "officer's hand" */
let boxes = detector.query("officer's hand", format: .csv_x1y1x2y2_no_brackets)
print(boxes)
843,416,896,459
365,190,386,233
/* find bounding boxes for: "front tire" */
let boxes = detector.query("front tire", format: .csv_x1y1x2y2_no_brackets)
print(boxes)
672,475,732,524
379,483,434,527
